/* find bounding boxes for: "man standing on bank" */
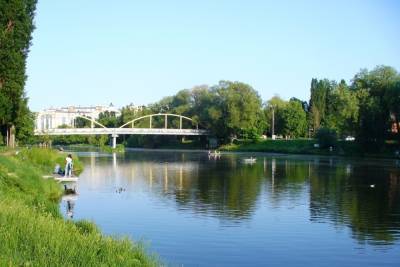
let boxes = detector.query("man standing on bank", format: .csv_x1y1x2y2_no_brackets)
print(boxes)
64,154,73,177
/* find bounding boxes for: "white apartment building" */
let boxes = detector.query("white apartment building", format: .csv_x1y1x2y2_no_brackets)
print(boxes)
35,104,120,131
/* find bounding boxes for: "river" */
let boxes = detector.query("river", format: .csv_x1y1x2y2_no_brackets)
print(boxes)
60,150,400,266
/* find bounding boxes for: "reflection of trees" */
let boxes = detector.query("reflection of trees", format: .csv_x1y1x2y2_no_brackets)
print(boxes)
79,151,400,244
146,156,265,221
189,163,265,220
263,158,310,207
310,160,400,244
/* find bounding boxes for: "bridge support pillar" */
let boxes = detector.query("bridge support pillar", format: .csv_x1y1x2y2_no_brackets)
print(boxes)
111,134,118,149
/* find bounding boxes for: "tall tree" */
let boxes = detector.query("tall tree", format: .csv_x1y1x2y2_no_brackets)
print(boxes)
351,66,399,149
308,78,332,133
264,96,287,136
214,81,263,140
281,99,307,138
0,0,37,147
324,80,359,137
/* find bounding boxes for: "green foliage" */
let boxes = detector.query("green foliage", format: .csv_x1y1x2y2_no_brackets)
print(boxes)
309,78,332,131
0,155,61,214
0,0,37,146
281,100,307,138
98,111,120,127
75,116,91,128
324,80,359,137
221,139,316,154
124,81,265,143
16,148,83,175
351,66,400,150
214,81,263,139
264,95,287,135
74,219,100,235
315,127,337,148
51,134,87,145
100,144,125,153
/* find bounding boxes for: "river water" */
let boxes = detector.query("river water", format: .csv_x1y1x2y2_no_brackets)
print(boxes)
60,150,400,266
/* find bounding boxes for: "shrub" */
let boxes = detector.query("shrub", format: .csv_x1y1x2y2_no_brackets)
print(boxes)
315,128,338,149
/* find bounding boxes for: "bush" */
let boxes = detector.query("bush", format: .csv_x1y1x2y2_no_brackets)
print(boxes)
315,128,338,149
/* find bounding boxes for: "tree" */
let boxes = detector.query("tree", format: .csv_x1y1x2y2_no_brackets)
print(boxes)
351,66,399,149
0,0,37,147
213,81,264,141
98,111,119,127
281,99,307,138
14,95,35,144
308,78,332,133
315,127,337,148
141,81,265,142
324,80,359,137
264,96,287,136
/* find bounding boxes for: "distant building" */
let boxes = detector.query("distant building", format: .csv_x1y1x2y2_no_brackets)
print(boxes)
35,104,120,131
125,103,146,114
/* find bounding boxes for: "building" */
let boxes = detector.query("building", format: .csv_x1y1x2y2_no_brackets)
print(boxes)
35,104,120,131
125,103,146,114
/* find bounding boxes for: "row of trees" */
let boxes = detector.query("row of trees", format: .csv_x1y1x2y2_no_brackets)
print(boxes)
0,0,37,147
106,65,399,150
98,81,265,143
307,66,400,148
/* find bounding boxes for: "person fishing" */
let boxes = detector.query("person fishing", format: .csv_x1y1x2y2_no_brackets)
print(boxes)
64,154,73,177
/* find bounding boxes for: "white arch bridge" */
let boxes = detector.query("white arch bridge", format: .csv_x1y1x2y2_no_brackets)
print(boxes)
34,113,210,148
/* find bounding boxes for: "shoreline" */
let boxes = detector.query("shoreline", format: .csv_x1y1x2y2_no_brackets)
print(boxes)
53,141,400,160
0,147,158,266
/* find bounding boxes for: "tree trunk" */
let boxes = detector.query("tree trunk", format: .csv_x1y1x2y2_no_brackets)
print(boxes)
7,125,16,148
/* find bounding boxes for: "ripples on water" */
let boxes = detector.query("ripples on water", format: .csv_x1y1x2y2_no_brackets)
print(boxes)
61,150,400,266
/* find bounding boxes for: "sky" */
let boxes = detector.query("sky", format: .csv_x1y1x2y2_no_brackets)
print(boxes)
25,0,400,111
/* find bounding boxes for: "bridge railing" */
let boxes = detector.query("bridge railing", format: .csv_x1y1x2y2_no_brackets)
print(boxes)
35,113,210,136
34,128,209,136
119,113,200,129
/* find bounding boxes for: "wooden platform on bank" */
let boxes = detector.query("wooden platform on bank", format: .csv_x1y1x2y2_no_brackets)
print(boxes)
42,175,78,182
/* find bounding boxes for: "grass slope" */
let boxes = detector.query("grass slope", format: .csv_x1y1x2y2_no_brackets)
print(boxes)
0,148,158,266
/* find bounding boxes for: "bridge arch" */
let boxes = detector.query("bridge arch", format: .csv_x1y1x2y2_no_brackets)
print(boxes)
119,113,199,129
74,115,107,129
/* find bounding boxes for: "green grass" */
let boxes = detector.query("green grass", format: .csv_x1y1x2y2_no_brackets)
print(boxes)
220,139,400,158
220,139,318,154
100,144,126,153
16,147,84,175
0,148,158,266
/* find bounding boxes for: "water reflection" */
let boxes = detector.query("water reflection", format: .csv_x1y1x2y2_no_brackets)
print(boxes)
61,194,77,219
74,151,400,247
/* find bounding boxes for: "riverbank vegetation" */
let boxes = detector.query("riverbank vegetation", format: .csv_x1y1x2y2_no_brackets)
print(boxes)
220,139,400,158
32,66,400,156
0,148,157,266
0,1,36,148
113,66,399,154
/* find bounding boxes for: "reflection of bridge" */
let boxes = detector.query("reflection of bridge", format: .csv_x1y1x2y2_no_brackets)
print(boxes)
34,113,210,148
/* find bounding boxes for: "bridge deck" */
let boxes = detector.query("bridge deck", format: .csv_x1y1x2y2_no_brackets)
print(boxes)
34,128,209,136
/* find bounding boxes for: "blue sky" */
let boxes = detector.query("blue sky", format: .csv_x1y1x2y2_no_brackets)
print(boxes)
26,0,400,111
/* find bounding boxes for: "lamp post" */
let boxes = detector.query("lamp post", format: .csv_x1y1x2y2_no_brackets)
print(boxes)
271,105,276,140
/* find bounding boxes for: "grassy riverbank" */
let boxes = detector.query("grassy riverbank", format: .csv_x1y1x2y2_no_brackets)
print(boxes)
0,148,157,266
220,139,400,158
